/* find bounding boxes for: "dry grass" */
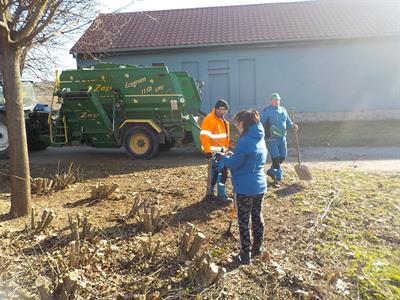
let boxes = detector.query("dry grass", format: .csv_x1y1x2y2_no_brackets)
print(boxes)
0,163,399,299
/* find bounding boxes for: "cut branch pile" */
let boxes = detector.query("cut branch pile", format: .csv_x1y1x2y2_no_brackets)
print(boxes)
125,197,147,220
31,163,83,195
90,182,127,200
36,271,85,300
68,213,96,241
179,223,205,259
67,240,99,268
27,207,56,233
52,162,83,191
31,178,53,195
52,173,76,191
178,224,226,288
136,205,177,234
139,234,161,261
67,220,99,268
35,276,51,300
190,253,227,288
54,271,85,300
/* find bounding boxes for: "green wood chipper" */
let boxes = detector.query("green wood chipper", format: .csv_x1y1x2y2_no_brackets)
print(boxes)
49,63,203,159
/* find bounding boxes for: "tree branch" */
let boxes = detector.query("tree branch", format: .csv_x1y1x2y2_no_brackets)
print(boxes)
27,1,62,41
0,19,14,44
2,0,98,80
9,0,26,31
0,20,9,32
14,0,49,43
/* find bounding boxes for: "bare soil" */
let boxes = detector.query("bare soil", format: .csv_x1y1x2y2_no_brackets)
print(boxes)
0,146,399,299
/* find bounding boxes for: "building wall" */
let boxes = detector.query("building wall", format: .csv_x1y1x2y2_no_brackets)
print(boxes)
77,38,400,120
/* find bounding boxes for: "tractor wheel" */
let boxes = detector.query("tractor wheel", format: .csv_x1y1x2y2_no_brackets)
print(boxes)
26,120,49,152
28,138,49,151
0,114,9,159
159,137,176,151
124,125,159,159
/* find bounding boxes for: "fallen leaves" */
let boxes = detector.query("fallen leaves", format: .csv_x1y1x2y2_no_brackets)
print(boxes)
0,165,398,299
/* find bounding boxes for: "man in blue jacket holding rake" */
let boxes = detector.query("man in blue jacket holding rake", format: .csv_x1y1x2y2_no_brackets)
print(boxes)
260,93,298,186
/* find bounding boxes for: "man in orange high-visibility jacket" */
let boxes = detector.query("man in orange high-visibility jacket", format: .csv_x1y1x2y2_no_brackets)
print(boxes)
200,99,231,201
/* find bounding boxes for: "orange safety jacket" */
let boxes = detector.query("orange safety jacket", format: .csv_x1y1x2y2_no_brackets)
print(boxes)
200,109,230,154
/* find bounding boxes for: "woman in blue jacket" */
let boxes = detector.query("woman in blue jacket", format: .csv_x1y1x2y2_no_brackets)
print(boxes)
218,109,268,265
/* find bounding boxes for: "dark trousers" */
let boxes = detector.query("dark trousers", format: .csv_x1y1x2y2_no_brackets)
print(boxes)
235,193,265,256
211,166,228,186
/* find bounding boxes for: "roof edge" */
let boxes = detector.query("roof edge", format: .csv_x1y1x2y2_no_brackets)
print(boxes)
71,33,400,55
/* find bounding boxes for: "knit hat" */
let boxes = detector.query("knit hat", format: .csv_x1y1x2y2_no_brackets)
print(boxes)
215,99,229,110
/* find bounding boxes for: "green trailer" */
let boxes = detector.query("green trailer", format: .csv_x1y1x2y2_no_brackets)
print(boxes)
51,63,203,159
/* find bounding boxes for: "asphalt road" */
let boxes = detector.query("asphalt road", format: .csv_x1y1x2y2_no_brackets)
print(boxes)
26,145,400,171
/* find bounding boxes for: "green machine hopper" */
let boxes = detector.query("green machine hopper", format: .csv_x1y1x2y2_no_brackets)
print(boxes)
52,64,203,159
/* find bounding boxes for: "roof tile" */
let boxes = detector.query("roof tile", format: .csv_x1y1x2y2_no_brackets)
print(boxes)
72,1,400,54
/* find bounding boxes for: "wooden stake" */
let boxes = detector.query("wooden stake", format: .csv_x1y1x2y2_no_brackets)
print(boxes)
143,212,152,233
81,217,89,240
30,207,35,230
67,213,73,231
127,198,145,218
187,232,205,259
199,262,219,287
189,254,226,288
180,223,194,253
36,209,50,232
40,211,55,232
181,233,191,254
68,241,77,267
139,234,161,260
70,221,80,256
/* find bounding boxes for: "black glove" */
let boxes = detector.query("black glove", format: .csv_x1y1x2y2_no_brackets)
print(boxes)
215,152,225,160
205,152,212,159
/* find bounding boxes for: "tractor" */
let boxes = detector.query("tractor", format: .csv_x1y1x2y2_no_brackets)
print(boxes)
0,81,50,159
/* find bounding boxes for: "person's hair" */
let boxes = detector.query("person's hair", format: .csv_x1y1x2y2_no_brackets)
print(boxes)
234,109,260,134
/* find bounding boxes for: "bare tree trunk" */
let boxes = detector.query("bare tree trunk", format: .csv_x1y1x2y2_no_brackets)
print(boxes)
2,46,32,217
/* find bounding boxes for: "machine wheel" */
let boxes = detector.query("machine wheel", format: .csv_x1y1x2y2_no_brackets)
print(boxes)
26,121,49,151
124,125,159,159
159,137,176,151
28,138,49,151
0,114,9,159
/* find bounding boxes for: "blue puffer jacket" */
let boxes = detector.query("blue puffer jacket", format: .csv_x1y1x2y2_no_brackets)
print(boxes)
260,105,293,138
221,122,268,196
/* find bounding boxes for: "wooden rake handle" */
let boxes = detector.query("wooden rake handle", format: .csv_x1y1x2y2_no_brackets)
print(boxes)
228,204,236,222
291,110,302,166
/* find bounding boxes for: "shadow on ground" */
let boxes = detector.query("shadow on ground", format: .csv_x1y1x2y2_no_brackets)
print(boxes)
274,183,305,198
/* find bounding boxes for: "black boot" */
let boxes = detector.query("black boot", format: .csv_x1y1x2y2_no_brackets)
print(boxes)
266,168,275,180
235,251,251,265
252,245,263,257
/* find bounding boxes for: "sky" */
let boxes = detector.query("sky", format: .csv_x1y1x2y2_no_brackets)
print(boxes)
56,0,307,74
100,0,304,13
